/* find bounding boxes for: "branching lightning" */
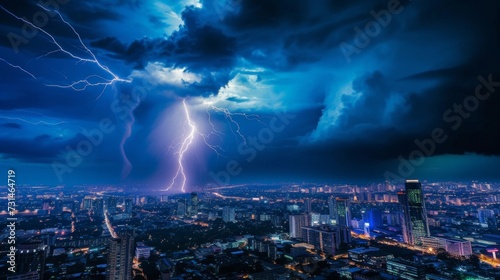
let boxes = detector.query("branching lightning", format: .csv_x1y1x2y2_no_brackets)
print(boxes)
1,5,268,192
0,58,36,80
166,99,225,193
0,4,131,92
0,115,65,126
166,99,268,193
206,102,268,145
0,5,134,178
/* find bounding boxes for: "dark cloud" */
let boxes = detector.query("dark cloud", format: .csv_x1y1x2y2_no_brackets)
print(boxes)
1,0,500,185
2,122,21,129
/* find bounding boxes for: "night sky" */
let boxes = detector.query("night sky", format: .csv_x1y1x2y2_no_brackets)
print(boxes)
0,0,499,189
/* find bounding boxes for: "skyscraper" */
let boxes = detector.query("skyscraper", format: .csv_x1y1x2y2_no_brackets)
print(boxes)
289,214,310,238
478,208,497,228
106,196,118,215
124,198,133,214
399,180,430,245
11,240,47,280
222,206,236,223
305,198,312,214
328,196,335,220
190,192,199,216
334,197,351,228
177,200,187,217
106,230,134,280
92,198,104,218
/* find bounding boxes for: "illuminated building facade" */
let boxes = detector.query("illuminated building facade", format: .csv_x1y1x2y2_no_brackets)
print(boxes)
399,180,430,245
334,197,351,228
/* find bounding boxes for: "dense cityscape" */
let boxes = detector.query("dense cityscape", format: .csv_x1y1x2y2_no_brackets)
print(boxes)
1,180,499,279
1,0,500,280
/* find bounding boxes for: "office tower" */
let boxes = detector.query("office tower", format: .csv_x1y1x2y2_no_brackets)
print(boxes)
398,180,430,245
222,206,236,223
190,192,199,216
337,225,352,245
177,201,187,217
124,198,133,214
106,230,134,280
106,196,118,214
328,196,335,220
302,225,340,255
398,191,412,244
306,198,312,214
11,240,47,280
92,198,104,218
334,197,351,228
82,196,93,210
289,214,310,238
478,209,497,228
310,213,320,226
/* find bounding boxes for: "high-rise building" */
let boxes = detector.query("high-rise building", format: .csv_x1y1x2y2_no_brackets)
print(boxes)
302,225,340,255
328,196,335,220
398,180,430,245
92,198,104,218
222,206,236,223
106,196,118,215
398,191,412,243
289,214,310,238
478,208,497,228
82,196,93,210
334,197,351,228
106,230,134,280
11,240,47,280
177,201,187,217
124,198,133,214
190,192,199,216
306,198,312,214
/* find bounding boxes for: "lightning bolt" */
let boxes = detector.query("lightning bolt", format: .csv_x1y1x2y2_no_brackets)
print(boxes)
0,5,135,177
166,99,197,193
205,102,268,146
0,4,131,91
166,99,228,193
0,110,69,127
0,116,65,126
0,58,36,80
166,98,271,193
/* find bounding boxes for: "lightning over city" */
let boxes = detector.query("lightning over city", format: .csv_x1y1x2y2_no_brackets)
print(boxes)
2,1,500,279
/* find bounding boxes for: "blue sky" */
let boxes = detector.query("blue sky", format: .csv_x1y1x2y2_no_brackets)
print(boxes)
0,0,499,190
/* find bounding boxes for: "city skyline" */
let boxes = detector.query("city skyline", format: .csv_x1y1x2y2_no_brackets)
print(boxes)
1,180,499,279
0,1,499,189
